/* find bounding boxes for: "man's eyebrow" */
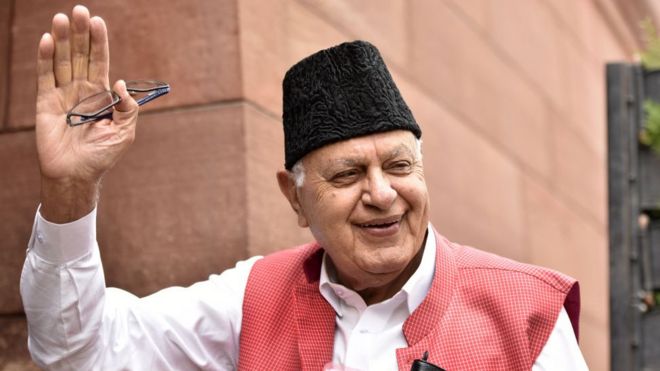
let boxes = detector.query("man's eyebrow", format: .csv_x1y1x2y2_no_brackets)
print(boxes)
384,143,415,160
325,143,416,167
325,157,362,169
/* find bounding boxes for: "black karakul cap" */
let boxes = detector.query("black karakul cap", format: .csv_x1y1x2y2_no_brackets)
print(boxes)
282,40,421,169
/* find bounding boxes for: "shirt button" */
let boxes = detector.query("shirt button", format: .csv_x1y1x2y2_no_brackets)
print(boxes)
36,233,44,243
336,289,344,296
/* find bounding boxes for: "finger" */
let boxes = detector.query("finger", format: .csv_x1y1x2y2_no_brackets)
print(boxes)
37,33,56,94
88,16,109,88
71,5,91,81
51,13,72,86
112,80,139,120
111,80,139,144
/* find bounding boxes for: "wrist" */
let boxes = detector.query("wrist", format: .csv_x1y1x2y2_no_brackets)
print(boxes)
40,176,100,223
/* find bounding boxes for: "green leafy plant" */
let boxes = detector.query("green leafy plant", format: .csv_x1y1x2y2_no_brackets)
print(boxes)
640,18,660,70
638,19,660,152
642,100,660,153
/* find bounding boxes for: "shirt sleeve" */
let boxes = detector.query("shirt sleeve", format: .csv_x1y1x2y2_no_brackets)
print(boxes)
20,206,259,371
532,307,590,371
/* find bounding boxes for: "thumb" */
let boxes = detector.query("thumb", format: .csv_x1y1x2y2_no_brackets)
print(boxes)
112,80,139,118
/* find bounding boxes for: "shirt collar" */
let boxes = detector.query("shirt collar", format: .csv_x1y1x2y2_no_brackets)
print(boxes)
319,223,437,316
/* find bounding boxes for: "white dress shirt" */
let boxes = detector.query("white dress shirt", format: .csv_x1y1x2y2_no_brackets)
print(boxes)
20,207,589,370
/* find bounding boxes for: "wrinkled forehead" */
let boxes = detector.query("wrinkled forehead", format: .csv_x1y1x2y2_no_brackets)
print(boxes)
302,130,419,169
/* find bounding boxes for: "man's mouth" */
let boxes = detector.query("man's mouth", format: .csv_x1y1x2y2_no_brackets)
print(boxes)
357,220,399,229
355,215,404,236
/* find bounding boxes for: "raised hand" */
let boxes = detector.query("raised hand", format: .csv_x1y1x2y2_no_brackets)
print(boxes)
36,6,139,223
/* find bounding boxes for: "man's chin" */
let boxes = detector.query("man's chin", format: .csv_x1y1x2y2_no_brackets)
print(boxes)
358,257,411,277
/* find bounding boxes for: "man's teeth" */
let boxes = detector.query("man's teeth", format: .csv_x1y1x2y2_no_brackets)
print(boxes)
360,221,397,228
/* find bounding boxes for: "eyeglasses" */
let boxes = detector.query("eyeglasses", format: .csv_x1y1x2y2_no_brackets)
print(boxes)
66,80,170,126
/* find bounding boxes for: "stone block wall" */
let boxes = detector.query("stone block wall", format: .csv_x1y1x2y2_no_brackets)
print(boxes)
1,0,655,369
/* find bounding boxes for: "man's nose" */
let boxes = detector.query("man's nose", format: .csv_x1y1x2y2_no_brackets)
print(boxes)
361,170,397,209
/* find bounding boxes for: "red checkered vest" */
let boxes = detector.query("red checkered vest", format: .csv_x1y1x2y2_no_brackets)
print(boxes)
238,230,580,370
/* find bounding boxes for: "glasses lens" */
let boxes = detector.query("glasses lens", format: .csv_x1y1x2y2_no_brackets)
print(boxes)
71,91,118,116
68,91,119,126
126,80,168,91
125,80,169,105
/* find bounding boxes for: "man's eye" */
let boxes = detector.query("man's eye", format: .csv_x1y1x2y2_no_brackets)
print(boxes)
331,170,359,183
389,161,412,173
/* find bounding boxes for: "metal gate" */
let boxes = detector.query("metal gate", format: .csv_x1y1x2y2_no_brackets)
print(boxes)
608,63,660,371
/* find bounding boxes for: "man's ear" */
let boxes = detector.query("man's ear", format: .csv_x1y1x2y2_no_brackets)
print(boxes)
276,170,309,228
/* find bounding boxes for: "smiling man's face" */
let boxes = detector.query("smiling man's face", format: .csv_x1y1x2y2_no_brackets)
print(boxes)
278,130,430,303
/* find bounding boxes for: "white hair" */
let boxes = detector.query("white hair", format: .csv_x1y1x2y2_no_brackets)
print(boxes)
415,138,423,159
289,137,422,187
290,160,306,187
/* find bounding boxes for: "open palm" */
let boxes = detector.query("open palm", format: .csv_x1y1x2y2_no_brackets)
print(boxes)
36,6,138,221
36,80,136,181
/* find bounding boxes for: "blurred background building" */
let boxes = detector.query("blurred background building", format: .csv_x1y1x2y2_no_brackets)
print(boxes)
1,1,657,370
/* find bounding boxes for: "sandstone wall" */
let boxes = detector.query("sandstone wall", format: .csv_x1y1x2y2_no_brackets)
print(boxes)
1,1,654,369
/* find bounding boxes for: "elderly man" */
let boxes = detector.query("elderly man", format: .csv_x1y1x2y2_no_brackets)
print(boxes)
21,5,588,371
